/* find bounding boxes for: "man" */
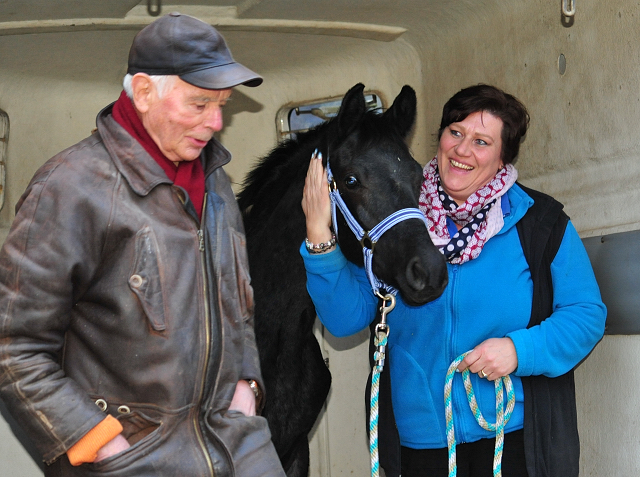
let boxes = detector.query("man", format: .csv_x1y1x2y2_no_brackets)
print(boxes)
0,13,284,477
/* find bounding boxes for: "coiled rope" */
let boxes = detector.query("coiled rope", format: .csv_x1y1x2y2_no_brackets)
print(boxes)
445,351,515,477
369,294,395,477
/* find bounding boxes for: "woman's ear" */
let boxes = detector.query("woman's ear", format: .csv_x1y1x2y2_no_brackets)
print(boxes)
130,73,153,114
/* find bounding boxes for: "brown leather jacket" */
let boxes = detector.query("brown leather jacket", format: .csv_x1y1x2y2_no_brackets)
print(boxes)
0,105,284,477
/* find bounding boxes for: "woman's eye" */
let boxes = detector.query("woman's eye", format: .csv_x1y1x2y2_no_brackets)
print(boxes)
475,139,488,146
450,129,461,137
344,176,359,189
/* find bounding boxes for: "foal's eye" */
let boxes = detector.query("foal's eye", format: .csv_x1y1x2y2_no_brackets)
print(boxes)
344,176,359,189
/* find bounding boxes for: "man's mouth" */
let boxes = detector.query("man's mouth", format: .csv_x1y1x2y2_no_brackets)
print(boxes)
190,137,210,147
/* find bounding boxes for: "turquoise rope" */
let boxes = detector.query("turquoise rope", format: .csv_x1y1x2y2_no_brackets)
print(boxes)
369,333,387,477
445,351,515,477
368,295,395,477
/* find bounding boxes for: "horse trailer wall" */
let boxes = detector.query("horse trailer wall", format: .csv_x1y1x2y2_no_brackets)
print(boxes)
1,1,640,475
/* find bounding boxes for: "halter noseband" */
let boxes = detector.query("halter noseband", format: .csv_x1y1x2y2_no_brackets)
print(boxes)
326,155,428,297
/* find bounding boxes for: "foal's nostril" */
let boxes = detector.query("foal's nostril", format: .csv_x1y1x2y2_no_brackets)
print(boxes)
406,256,428,291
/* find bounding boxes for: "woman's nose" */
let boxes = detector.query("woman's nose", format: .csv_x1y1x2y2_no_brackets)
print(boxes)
455,137,471,156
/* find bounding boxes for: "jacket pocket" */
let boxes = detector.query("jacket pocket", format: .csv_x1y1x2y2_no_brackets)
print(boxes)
208,411,284,477
231,229,254,321
84,411,163,472
389,345,446,446
129,226,166,332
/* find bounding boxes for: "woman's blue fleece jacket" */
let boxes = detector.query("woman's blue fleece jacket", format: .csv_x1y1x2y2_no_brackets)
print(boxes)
301,183,606,449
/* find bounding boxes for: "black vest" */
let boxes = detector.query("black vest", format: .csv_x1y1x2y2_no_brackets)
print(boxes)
367,184,574,477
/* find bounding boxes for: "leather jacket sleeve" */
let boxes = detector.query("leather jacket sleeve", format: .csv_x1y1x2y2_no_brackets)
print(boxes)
0,148,114,463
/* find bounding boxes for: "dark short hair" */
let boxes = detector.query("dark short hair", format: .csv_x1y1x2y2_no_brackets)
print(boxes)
437,84,530,165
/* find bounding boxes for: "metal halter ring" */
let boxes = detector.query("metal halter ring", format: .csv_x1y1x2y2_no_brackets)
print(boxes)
359,232,376,252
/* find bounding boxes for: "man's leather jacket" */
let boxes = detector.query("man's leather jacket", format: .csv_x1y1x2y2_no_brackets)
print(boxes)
0,105,284,477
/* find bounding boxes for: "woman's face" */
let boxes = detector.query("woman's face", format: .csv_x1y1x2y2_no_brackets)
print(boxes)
437,110,504,204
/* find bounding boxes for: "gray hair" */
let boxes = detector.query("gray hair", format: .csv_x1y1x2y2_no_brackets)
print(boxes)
122,74,177,99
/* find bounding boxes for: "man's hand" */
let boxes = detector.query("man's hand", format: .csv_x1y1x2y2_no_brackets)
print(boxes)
229,379,257,416
94,434,130,462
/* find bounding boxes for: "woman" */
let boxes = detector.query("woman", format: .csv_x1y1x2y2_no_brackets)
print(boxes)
300,84,606,477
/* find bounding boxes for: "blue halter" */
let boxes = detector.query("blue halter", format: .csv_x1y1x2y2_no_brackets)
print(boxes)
326,157,428,297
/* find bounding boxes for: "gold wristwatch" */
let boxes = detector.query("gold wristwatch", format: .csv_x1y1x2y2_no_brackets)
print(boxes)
246,379,263,408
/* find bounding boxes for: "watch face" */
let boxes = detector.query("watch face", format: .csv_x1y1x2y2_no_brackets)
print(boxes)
248,379,260,398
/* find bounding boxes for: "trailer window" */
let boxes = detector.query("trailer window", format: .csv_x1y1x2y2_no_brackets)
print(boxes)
276,93,383,141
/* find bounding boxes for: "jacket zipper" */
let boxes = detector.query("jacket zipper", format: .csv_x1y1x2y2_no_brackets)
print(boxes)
449,265,468,443
201,193,236,477
194,193,215,476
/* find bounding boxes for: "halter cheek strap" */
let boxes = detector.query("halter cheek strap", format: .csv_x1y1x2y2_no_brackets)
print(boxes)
326,156,428,296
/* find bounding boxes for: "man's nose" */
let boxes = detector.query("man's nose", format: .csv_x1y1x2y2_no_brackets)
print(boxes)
204,107,223,132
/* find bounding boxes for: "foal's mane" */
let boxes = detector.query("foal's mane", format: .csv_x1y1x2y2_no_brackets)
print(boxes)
237,124,326,217
237,106,397,234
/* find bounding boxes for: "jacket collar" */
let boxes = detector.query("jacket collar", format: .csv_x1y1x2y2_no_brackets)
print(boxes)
499,183,535,235
96,102,232,197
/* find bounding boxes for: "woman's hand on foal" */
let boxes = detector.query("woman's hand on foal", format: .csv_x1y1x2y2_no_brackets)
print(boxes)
302,150,333,243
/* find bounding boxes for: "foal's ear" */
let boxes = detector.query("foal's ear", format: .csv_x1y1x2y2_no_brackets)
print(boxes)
336,83,367,137
383,85,417,139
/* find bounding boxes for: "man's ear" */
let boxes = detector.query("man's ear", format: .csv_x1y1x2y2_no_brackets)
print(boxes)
131,73,154,114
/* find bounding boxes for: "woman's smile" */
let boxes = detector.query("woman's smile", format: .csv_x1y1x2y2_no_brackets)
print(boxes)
437,110,504,204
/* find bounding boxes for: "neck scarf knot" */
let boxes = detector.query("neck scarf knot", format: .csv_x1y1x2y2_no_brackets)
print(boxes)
419,157,518,264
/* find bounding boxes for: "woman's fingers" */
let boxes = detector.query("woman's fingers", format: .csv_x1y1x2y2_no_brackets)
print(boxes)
303,150,333,242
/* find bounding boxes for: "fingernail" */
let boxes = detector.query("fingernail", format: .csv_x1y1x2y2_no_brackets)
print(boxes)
318,152,323,160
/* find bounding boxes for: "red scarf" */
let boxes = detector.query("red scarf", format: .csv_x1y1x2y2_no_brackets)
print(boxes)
112,91,205,220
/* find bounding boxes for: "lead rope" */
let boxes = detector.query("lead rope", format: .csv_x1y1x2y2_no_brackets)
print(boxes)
445,352,516,477
369,293,395,477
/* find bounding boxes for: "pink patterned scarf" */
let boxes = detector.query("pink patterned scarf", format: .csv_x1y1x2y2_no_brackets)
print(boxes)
418,157,518,264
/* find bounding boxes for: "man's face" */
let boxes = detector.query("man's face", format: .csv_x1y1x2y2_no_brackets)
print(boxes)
141,77,232,163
